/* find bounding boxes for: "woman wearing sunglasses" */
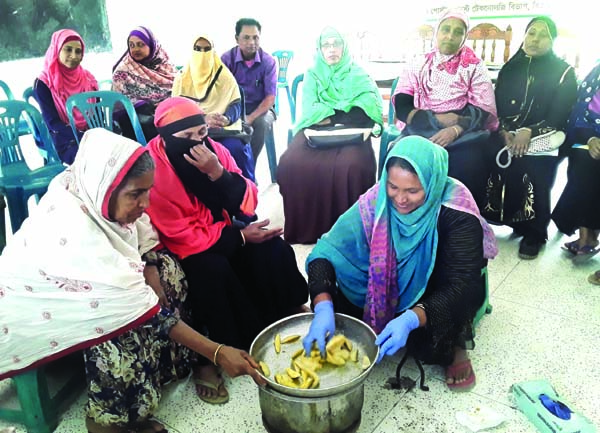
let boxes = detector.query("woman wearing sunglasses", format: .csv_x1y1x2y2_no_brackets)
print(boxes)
172,35,256,182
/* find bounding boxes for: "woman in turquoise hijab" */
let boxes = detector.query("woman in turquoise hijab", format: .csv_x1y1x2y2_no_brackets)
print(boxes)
277,27,383,244
303,136,497,390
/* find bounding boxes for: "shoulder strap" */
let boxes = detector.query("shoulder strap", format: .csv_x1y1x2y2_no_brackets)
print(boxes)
185,65,224,104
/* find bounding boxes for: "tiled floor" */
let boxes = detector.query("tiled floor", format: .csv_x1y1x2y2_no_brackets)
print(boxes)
1,123,599,432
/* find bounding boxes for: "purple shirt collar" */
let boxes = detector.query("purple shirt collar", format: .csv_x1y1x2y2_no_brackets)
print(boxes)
234,46,261,64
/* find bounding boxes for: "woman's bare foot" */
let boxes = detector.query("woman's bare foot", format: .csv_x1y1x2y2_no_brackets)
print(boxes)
193,364,229,404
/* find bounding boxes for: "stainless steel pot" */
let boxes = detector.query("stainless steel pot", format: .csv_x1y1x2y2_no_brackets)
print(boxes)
250,313,378,433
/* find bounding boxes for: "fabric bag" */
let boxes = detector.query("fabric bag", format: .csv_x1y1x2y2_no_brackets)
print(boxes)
304,124,372,149
496,129,566,168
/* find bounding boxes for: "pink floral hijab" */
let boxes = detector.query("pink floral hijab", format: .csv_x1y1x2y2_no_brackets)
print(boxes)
394,9,498,131
38,29,98,130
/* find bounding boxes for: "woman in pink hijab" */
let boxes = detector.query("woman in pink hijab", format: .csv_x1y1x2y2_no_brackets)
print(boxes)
33,29,98,164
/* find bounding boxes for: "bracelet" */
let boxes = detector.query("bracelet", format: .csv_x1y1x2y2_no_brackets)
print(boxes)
451,125,461,138
213,343,225,366
413,303,426,313
240,231,246,246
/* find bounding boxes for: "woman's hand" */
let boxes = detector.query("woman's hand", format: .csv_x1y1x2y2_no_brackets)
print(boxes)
374,309,420,363
435,113,460,128
184,143,224,180
316,117,332,126
205,112,224,128
588,137,600,160
216,346,267,386
430,126,461,147
507,129,531,157
302,298,335,356
143,264,170,307
241,219,283,244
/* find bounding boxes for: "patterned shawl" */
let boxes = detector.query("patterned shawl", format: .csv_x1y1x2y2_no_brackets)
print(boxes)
112,26,177,106
394,10,498,131
0,129,160,380
307,136,497,333
38,29,98,130
293,27,383,135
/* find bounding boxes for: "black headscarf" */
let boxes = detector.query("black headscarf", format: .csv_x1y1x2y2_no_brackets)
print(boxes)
157,113,228,222
494,16,573,129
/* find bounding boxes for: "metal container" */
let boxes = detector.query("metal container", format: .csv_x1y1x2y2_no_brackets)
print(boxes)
250,313,378,433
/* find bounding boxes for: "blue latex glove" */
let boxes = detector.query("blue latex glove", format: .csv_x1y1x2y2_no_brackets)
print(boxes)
374,309,420,363
302,300,335,356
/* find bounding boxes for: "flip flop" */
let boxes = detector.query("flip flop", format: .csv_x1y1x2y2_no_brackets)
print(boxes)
561,240,580,255
194,377,230,405
573,245,600,263
587,271,600,285
446,359,476,391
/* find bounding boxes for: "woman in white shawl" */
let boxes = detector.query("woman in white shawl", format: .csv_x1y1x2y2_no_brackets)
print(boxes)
0,128,264,432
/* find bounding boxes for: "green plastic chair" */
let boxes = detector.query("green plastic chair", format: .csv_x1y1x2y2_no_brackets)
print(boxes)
287,73,305,145
65,90,147,146
0,353,85,433
378,77,402,179
0,80,15,100
474,266,493,329
272,50,294,116
0,100,65,233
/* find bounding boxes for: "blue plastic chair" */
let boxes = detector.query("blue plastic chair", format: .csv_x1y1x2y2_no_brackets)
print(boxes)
65,90,147,145
0,100,65,233
272,50,294,116
287,73,305,145
378,77,401,179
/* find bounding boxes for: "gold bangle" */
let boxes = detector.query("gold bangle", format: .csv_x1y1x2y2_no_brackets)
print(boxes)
240,231,246,246
451,126,461,138
213,343,225,366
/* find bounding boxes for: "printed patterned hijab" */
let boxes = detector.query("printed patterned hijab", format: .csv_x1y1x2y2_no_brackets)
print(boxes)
0,128,159,380
112,26,177,106
38,29,98,130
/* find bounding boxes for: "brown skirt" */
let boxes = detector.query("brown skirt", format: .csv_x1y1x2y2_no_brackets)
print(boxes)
277,131,376,244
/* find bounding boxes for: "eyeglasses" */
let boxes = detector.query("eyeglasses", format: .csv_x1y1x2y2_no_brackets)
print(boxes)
320,41,343,50
193,46,212,52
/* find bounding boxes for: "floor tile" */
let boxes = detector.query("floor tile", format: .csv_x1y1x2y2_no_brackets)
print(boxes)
372,376,536,433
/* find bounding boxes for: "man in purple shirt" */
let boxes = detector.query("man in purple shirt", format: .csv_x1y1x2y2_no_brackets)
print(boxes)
222,18,277,165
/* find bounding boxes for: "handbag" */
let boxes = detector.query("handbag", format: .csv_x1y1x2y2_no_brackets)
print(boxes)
304,125,372,149
496,130,566,168
208,121,254,144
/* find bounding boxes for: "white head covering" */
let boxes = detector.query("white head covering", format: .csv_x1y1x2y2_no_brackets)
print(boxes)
0,128,159,379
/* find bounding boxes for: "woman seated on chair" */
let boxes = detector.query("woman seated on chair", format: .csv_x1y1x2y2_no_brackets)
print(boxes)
33,29,98,165
146,97,309,403
0,128,265,432
112,26,178,142
302,136,497,390
552,62,600,262
482,16,577,260
172,35,255,182
392,9,498,209
277,27,383,244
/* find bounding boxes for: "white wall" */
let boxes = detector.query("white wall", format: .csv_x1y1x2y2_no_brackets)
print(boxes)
1,0,598,99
